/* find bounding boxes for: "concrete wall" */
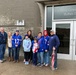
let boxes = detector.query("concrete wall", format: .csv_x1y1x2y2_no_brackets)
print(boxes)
0,0,76,36
0,0,46,36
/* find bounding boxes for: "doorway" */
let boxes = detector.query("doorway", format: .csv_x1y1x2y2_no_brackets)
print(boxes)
53,21,76,60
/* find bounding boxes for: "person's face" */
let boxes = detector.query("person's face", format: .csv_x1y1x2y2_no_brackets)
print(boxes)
38,33,42,38
25,36,28,39
0,28,4,33
28,31,31,35
8,32,12,37
34,40,37,43
16,32,19,36
44,31,47,36
50,31,54,35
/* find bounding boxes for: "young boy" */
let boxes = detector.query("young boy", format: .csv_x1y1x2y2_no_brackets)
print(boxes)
23,35,31,65
32,38,39,66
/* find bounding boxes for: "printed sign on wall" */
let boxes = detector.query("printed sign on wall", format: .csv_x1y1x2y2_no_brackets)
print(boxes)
15,20,24,25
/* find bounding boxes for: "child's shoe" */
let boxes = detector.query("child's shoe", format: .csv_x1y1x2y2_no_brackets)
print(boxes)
26,61,29,65
25,62,27,65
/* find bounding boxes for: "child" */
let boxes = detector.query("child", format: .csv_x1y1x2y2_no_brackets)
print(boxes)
23,35,31,65
8,32,13,61
32,38,39,66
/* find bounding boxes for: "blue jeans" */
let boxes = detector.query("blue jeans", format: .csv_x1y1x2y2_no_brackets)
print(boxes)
37,52,44,65
13,47,20,61
44,51,50,64
54,50,57,68
0,44,6,60
8,47,14,58
33,53,37,65
49,49,52,56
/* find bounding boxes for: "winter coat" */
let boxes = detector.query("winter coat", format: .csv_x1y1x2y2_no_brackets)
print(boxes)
32,42,39,53
49,34,60,51
43,36,50,51
37,36,45,52
23,38,31,52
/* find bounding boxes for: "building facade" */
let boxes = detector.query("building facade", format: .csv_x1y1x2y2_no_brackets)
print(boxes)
0,0,76,60
37,0,76,60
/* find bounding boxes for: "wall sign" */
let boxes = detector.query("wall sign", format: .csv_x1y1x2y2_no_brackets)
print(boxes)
15,20,24,25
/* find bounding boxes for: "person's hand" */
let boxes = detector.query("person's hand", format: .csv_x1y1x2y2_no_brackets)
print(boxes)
15,45,18,47
53,47,56,51
45,50,48,52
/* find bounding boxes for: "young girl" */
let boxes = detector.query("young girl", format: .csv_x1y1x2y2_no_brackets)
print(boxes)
23,35,31,65
8,32,13,61
32,38,39,66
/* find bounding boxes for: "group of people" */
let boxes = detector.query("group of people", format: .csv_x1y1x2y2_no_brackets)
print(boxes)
0,27,60,70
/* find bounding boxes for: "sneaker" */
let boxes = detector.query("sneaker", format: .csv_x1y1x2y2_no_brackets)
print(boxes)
55,68,58,70
25,62,27,65
37,63,40,66
43,63,45,66
39,64,43,67
45,64,48,67
27,62,29,65
25,61,29,65
3,59,6,62
0,60,3,63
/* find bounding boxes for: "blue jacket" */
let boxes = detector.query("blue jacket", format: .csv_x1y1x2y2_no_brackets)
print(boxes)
43,36,50,51
37,36,45,52
12,33,22,48
49,34,60,51
23,38,31,52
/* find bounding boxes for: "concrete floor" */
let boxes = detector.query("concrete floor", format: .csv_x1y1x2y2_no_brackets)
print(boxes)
0,58,76,75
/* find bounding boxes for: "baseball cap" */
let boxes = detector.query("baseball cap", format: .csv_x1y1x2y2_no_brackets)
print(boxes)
16,30,19,32
50,29,54,32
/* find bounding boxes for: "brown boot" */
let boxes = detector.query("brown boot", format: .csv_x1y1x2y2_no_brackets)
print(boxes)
11,57,14,61
9,57,11,62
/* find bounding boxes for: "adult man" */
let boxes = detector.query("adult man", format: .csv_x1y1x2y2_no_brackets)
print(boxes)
0,27,7,63
12,30,22,63
49,30,60,70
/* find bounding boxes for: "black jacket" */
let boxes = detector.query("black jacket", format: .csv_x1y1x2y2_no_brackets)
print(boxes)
0,32,7,44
